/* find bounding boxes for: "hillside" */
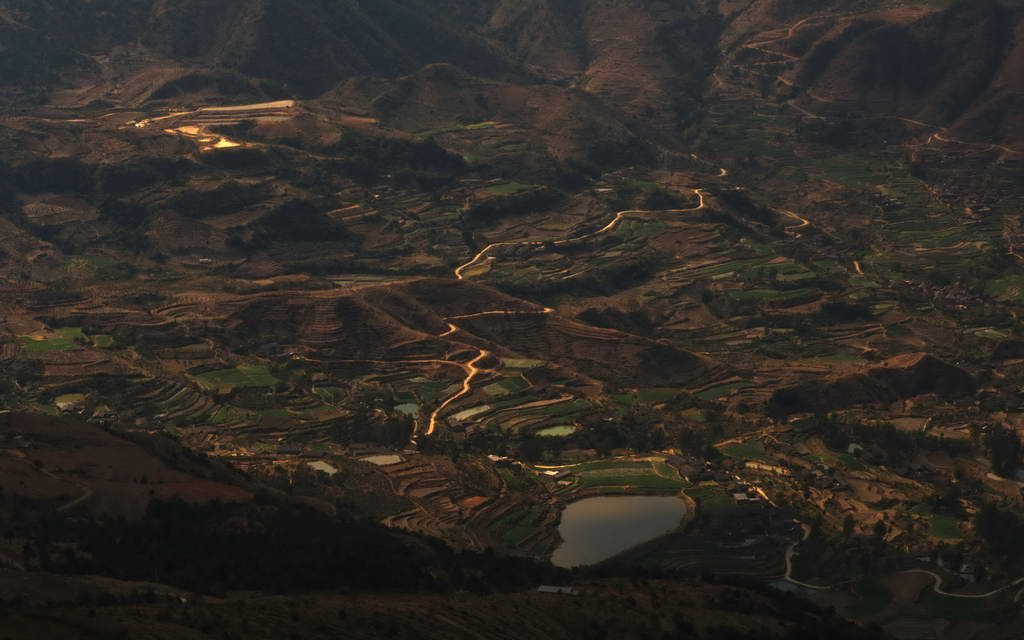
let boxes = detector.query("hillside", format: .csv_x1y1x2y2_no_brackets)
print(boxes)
4,2,1024,639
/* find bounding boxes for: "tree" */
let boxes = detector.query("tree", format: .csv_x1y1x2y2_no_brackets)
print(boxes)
985,424,1022,477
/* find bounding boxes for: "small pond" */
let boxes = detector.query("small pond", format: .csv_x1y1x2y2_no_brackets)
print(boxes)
550,495,686,568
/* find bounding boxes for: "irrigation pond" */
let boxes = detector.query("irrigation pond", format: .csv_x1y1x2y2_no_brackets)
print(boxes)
550,495,687,567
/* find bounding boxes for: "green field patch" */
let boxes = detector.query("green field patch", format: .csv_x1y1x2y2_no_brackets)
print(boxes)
314,386,344,402
19,330,82,353
194,365,279,390
684,485,738,516
886,324,912,338
838,453,867,471
393,402,419,416
570,458,686,493
612,393,638,406
984,276,1024,301
297,404,335,416
637,388,679,403
612,388,685,405
415,380,457,403
91,335,115,348
451,404,492,422
501,358,544,370
485,182,534,196
696,381,753,400
726,288,814,302
483,377,530,397
928,514,963,539
490,505,547,547
259,408,291,419
533,398,590,417
207,407,237,425
536,425,577,437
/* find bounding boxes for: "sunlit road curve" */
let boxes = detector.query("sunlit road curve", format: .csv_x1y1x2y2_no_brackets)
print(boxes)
425,349,491,437
455,187,709,280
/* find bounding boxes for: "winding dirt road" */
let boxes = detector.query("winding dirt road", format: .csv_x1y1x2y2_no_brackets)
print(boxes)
455,188,708,280
425,349,491,437
902,570,1024,599
783,524,831,591
780,209,811,236
39,466,94,513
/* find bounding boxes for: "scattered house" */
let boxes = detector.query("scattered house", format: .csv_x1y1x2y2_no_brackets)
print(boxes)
745,461,791,476
487,454,515,468
537,586,580,595
732,492,756,503
541,469,572,480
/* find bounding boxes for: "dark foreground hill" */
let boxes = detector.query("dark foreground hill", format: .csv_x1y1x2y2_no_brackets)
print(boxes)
0,413,882,640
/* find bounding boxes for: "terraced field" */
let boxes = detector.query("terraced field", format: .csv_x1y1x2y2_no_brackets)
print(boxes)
537,457,689,495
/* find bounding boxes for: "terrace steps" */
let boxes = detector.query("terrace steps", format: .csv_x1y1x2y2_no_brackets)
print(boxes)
136,380,181,402
166,392,215,421
301,298,348,346
156,302,204,319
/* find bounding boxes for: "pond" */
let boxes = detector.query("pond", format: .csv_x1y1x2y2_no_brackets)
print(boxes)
550,496,687,568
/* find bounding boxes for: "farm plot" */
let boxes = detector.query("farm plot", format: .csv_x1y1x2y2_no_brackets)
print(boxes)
719,440,774,463
556,458,688,494
635,535,785,576
488,504,550,548
696,381,754,401
475,397,592,434
193,365,279,391
19,327,86,353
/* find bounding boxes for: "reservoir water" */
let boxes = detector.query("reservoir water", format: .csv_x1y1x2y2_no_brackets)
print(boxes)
550,495,687,568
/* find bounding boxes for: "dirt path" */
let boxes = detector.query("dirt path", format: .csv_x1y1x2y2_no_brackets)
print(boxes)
779,209,811,237
455,187,709,281
783,524,831,590
901,569,1024,599
39,467,93,512
424,349,491,437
